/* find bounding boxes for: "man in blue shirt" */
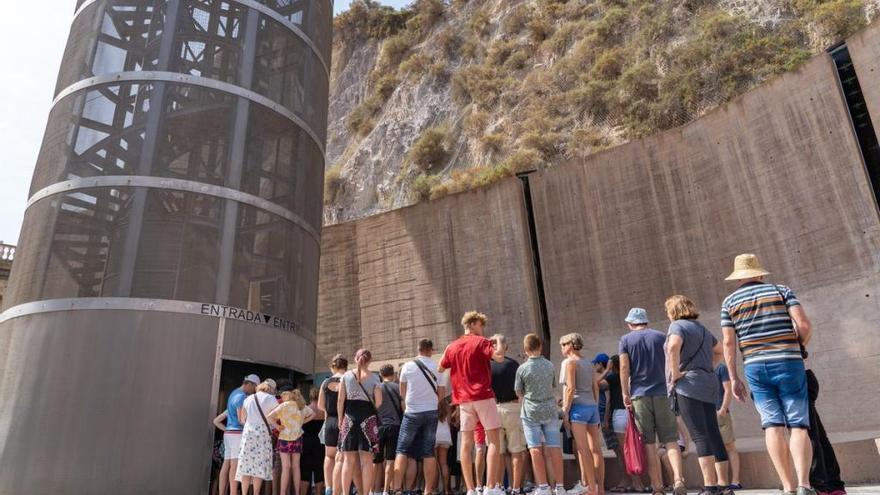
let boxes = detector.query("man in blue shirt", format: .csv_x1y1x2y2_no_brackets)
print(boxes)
619,308,685,495
214,374,259,495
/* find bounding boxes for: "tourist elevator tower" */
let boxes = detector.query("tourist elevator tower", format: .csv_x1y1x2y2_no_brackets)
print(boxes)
0,0,330,492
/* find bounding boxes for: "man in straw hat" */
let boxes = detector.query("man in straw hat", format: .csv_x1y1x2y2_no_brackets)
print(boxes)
720,254,815,495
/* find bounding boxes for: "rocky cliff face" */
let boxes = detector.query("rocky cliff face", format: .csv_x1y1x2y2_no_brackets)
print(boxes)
324,0,878,226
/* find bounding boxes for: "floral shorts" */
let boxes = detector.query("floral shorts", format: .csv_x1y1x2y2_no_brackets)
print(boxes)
277,438,304,454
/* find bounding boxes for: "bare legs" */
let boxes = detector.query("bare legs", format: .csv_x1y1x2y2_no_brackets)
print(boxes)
766,427,799,492
460,433,477,491
571,423,598,492
613,434,643,490
475,445,487,488
585,426,604,494
280,454,293,495
485,428,502,489
790,428,813,489
716,442,740,486
437,447,451,494
324,447,338,495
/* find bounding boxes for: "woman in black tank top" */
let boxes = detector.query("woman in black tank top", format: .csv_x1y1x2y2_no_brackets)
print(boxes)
318,354,348,495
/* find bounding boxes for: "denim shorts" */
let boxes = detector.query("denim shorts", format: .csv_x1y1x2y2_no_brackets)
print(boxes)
396,410,438,459
744,359,809,429
569,403,600,425
521,416,562,449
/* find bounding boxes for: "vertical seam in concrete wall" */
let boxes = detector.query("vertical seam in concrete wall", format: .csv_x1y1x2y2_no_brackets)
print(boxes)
517,174,552,355
829,44,880,221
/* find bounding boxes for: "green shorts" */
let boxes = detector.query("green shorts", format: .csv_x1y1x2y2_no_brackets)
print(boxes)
631,395,678,445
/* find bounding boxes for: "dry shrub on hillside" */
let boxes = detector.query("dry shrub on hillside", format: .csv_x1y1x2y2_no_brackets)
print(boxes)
324,165,345,205
408,126,449,170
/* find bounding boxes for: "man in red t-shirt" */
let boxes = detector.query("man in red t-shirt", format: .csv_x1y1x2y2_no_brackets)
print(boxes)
439,311,502,495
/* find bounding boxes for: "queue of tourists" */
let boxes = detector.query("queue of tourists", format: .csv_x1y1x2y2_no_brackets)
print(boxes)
213,254,846,495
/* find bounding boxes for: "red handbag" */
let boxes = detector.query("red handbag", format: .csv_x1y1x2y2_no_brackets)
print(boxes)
624,410,647,475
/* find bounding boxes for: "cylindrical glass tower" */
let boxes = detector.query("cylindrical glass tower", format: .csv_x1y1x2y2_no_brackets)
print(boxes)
0,0,330,491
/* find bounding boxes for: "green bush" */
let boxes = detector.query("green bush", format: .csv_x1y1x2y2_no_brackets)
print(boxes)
411,173,441,201
528,17,554,43
333,0,412,43
504,51,530,71
480,132,506,152
346,94,384,136
436,28,461,57
499,148,543,174
380,33,413,69
809,0,866,42
467,9,490,37
408,126,449,170
451,65,512,106
502,5,530,34
374,74,399,100
399,53,430,78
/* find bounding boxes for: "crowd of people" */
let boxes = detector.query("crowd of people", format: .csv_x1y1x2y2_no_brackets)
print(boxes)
212,254,846,495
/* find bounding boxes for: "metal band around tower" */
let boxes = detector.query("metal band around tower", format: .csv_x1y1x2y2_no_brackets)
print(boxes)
0,297,315,342
28,176,321,242
72,0,331,78
53,71,326,156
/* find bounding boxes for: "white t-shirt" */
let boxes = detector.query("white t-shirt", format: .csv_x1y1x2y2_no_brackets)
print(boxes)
243,391,281,427
399,356,447,413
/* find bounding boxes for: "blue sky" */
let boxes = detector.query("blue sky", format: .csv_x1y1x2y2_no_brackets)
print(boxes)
335,0,410,14
0,1,410,245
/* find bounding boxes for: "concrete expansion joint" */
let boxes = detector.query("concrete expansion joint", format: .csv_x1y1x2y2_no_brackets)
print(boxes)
71,0,331,78
52,71,327,157
26,176,322,243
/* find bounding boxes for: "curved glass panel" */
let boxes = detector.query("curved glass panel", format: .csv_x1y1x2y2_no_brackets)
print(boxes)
8,187,314,325
56,0,328,135
31,83,323,232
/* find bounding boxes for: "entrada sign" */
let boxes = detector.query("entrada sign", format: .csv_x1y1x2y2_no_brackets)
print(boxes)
200,303,298,332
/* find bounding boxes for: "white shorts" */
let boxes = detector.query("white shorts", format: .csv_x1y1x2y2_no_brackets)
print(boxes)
224,430,242,460
612,409,628,434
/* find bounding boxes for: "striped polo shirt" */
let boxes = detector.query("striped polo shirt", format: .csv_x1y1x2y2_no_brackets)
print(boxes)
720,282,802,365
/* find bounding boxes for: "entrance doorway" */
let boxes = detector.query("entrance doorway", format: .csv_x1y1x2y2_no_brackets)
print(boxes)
210,359,308,494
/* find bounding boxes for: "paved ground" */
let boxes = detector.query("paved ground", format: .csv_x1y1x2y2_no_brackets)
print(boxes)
706,489,878,494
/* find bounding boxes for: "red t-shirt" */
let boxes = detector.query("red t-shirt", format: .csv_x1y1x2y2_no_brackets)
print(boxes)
440,334,495,404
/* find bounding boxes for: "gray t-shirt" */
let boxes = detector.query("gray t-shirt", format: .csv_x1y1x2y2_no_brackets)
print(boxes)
618,329,667,397
514,356,558,422
343,371,381,402
377,381,402,426
668,319,718,405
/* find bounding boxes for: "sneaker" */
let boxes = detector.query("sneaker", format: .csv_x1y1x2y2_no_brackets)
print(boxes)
797,489,817,495
555,485,566,495
486,487,506,495
534,486,551,495
567,483,587,495
466,491,477,495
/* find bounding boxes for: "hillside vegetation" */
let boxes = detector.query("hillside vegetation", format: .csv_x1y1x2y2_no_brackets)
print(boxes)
324,0,876,224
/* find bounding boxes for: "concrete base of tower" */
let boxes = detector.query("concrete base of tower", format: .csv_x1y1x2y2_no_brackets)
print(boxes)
0,307,314,493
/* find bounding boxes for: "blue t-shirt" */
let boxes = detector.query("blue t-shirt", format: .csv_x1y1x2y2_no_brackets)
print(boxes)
618,329,667,397
715,363,730,411
226,388,247,431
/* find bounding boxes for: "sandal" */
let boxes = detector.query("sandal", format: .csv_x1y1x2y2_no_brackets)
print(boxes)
673,481,687,495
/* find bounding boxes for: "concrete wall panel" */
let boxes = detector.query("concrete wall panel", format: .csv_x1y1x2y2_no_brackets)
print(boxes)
0,311,218,494
317,179,541,365
528,52,880,437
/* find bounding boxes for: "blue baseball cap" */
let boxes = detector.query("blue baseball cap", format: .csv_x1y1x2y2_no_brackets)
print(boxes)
625,307,649,325
591,353,610,365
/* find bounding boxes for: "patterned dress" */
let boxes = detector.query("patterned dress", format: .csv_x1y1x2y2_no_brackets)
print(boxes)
236,392,276,481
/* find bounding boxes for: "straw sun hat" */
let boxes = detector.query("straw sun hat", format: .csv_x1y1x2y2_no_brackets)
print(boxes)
725,253,771,281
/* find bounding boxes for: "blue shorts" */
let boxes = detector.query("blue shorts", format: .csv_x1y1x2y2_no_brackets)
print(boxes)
745,359,810,429
396,410,438,459
569,403,600,425
522,417,562,449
